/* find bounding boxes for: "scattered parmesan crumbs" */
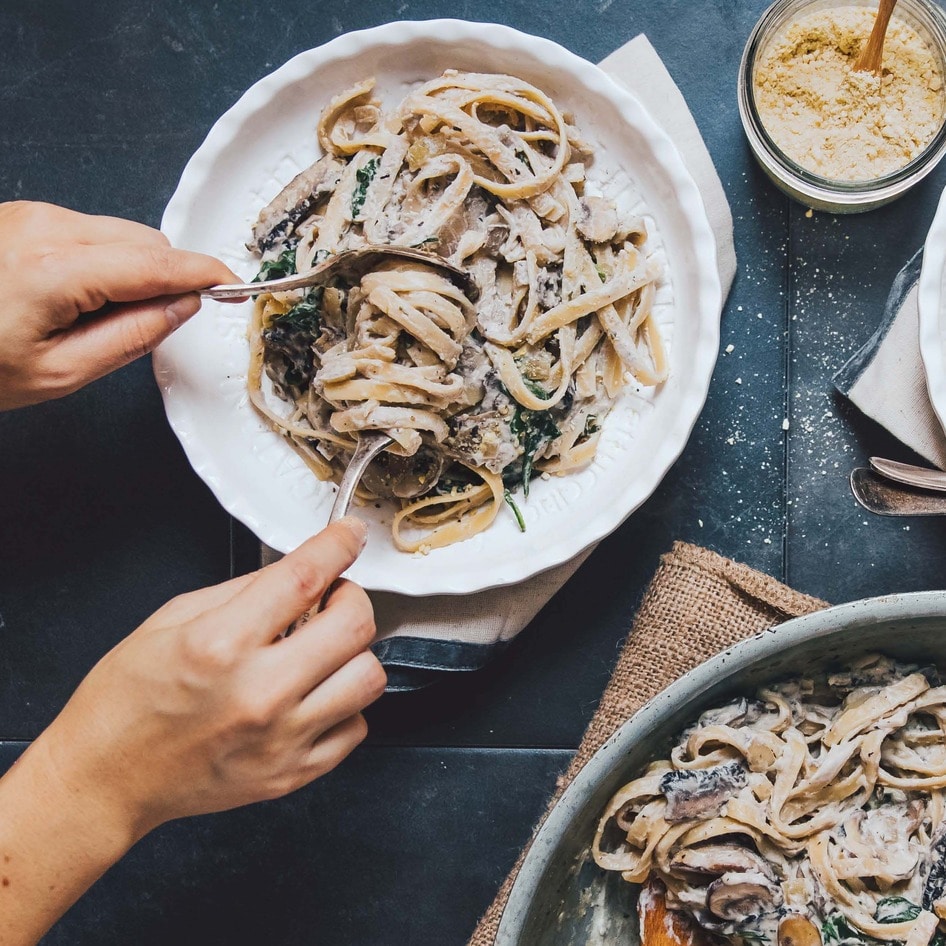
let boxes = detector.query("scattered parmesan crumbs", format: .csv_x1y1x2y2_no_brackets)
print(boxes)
782,418,790,430
725,343,735,354
754,6,944,181
540,472,551,481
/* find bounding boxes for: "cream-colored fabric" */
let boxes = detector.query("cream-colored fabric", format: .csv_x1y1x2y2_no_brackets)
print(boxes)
845,278,946,469
600,35,737,288
262,33,737,648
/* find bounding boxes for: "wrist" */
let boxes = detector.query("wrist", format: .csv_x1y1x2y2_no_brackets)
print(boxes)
0,735,140,945
24,728,144,858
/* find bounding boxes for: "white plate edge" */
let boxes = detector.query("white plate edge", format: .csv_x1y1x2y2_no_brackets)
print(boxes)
155,20,722,595
919,183,946,439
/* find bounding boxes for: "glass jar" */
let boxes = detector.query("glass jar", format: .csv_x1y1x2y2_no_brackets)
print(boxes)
738,0,946,212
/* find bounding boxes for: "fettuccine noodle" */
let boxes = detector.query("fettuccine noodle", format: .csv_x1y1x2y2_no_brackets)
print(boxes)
593,655,946,946
247,71,665,551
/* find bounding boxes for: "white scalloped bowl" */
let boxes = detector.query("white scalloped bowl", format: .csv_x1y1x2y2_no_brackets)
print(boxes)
155,20,721,595
920,185,946,437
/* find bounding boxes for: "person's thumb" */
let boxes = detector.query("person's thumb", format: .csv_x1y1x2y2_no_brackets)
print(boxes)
48,293,201,389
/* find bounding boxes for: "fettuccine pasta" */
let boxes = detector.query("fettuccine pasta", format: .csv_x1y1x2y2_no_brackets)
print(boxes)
593,655,946,946
247,71,666,551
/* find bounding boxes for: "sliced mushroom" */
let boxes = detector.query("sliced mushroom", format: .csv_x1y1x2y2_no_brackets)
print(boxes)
706,872,782,921
362,444,445,499
660,761,748,823
575,196,619,244
249,154,346,254
778,915,822,946
445,410,520,474
670,844,777,882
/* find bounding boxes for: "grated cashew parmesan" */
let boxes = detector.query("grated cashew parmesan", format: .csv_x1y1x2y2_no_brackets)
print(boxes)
753,6,944,181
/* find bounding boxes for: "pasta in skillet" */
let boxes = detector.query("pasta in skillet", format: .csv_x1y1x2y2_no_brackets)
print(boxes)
247,70,666,552
593,655,946,946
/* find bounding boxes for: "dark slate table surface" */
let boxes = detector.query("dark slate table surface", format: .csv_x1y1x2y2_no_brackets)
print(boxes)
3,1,946,943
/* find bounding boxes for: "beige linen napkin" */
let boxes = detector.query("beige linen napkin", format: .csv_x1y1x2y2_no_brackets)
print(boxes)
263,35,737,685
835,248,946,468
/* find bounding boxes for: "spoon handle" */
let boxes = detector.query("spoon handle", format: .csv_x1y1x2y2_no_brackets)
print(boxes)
202,272,330,299
853,0,898,74
328,432,394,524
201,244,475,300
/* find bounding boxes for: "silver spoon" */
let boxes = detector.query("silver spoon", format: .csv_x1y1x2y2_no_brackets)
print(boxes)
326,431,394,524
851,468,946,516
869,456,946,492
202,244,477,300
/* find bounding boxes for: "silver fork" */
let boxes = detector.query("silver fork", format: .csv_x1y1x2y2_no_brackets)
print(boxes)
202,244,475,300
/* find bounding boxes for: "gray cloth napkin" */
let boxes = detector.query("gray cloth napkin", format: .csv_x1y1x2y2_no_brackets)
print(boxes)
263,34,737,690
835,248,946,469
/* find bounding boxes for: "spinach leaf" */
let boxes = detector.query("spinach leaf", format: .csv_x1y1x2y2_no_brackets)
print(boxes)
875,898,922,924
351,157,380,217
735,932,766,944
820,900,945,946
873,899,945,946
504,491,526,532
253,246,297,283
522,376,551,400
262,288,323,390
822,914,869,946
508,404,560,498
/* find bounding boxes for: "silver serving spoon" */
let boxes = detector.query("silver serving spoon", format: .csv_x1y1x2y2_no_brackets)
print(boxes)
202,244,476,300
869,456,946,492
851,468,946,516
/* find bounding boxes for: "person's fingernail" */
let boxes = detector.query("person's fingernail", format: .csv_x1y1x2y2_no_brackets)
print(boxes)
338,516,368,552
165,294,200,329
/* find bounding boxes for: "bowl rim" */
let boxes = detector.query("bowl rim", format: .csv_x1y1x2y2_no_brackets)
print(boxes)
156,18,722,594
919,183,946,438
496,588,946,942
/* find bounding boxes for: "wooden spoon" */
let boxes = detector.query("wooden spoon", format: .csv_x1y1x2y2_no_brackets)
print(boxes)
853,0,898,75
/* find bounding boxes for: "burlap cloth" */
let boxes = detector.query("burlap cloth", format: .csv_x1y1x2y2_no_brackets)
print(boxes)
468,541,828,946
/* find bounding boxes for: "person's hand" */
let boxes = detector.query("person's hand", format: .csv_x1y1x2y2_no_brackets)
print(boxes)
0,518,383,943
36,517,384,837
0,200,239,410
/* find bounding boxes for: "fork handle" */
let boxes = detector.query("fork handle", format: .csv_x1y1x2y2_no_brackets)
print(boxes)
202,272,327,299
328,432,394,523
